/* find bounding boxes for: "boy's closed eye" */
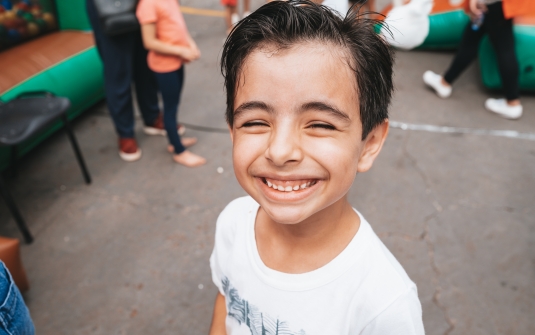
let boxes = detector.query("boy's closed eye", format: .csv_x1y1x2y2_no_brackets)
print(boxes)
307,122,337,130
241,120,337,129
241,120,270,128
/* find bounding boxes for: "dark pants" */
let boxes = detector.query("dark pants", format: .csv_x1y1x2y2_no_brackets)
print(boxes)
0,261,34,335
444,2,519,100
86,0,160,138
154,67,186,154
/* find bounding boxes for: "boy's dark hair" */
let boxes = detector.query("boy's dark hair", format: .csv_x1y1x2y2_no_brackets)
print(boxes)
221,0,394,140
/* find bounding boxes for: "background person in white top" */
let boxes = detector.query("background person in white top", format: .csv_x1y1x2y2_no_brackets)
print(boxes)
209,1,425,334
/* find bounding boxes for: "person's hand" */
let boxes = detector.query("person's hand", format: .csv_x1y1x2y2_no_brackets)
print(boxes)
191,45,201,59
180,47,200,62
469,0,487,17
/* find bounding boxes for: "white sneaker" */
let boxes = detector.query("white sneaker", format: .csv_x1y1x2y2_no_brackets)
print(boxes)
231,13,239,25
423,70,452,98
485,98,523,120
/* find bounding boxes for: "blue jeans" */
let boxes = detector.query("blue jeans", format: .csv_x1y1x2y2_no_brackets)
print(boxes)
86,0,160,138
154,67,186,154
0,261,34,335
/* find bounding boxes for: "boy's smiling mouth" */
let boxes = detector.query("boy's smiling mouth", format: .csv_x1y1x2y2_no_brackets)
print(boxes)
260,177,318,192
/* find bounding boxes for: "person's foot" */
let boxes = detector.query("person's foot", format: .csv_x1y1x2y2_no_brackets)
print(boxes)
143,114,186,136
173,150,207,167
167,138,198,153
231,13,240,25
118,138,142,162
485,98,523,119
423,70,452,98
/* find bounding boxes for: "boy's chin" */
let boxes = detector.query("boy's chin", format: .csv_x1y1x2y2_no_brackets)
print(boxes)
260,204,317,225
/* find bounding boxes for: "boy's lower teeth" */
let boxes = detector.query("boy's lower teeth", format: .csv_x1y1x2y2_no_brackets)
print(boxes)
264,179,316,192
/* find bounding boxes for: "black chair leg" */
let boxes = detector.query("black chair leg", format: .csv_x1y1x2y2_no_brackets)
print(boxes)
0,174,33,244
62,115,91,184
9,146,17,179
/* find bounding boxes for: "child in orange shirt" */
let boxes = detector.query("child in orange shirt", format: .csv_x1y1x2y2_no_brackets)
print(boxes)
137,0,206,167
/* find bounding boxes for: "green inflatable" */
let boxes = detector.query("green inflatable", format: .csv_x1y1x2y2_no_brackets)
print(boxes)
0,0,103,171
419,9,469,49
479,23,535,91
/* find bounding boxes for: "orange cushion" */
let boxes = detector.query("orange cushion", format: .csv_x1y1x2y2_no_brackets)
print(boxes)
0,31,95,94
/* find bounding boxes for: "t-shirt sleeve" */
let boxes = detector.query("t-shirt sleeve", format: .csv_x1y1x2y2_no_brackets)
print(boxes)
360,288,425,335
210,199,242,296
136,0,158,24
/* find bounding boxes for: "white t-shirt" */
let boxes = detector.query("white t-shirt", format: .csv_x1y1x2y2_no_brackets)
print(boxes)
210,197,425,335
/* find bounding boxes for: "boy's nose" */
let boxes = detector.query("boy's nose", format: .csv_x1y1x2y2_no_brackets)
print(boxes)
264,127,303,166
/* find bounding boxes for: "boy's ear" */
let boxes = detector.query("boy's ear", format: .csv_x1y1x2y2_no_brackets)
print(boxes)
357,120,389,173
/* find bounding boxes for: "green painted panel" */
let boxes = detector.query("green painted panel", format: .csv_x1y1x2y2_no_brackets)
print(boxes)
419,10,469,50
39,0,56,13
0,47,104,171
55,0,91,31
479,25,535,91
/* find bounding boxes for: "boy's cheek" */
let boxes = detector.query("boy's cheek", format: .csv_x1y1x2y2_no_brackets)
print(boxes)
232,134,267,167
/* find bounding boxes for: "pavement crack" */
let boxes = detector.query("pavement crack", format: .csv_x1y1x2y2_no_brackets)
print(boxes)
402,133,455,335
423,214,456,335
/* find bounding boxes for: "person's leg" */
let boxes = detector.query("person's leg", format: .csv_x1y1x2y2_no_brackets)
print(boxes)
154,69,186,154
133,32,160,126
243,0,251,16
224,5,238,32
443,23,486,85
154,68,206,166
482,2,522,119
0,261,34,335
86,0,137,139
485,2,520,103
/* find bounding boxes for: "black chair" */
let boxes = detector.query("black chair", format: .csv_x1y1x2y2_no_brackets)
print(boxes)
0,92,91,244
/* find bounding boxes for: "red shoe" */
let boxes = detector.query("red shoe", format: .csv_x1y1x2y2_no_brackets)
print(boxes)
143,114,186,136
118,138,142,162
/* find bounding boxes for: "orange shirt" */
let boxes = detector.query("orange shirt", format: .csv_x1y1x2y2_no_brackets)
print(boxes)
503,0,535,19
136,0,190,73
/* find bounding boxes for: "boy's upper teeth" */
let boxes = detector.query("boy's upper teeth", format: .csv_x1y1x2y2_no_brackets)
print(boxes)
264,178,317,192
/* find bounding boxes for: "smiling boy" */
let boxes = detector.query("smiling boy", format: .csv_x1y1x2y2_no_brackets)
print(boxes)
209,1,424,334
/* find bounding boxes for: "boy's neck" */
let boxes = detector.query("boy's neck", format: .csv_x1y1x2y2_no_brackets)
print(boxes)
255,196,361,274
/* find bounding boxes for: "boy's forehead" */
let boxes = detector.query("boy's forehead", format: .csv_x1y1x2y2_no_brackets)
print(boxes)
236,42,359,115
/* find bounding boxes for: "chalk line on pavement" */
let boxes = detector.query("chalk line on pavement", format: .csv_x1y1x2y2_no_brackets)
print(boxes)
389,121,535,141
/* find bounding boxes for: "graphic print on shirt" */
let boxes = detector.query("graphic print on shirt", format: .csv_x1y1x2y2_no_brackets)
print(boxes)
222,277,306,335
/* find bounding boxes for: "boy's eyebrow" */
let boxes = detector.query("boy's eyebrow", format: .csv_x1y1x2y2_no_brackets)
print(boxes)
301,101,351,121
234,101,274,117
233,101,351,122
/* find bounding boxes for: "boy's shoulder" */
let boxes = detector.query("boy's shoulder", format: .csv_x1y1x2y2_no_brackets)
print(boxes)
215,196,257,233
359,215,416,283
218,196,257,219
351,214,418,310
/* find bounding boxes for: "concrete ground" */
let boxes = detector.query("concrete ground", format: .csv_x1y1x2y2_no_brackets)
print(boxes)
0,1,534,334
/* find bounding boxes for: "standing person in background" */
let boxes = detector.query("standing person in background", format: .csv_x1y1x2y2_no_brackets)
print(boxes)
86,0,185,162
222,0,251,34
423,0,523,119
137,0,207,167
0,261,34,335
